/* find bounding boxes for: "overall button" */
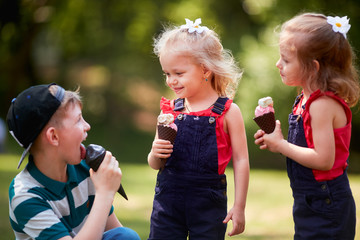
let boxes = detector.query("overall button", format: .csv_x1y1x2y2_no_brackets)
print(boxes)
220,178,226,185
325,198,331,205
321,184,327,191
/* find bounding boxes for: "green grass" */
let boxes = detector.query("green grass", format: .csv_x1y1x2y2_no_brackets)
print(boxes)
1,154,360,240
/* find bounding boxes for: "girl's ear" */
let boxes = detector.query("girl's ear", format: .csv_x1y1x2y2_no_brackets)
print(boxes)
45,127,59,146
313,59,320,72
201,64,213,79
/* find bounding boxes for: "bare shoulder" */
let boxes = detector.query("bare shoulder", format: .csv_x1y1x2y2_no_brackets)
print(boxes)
227,102,241,115
309,95,347,128
224,102,247,141
225,102,244,126
309,95,344,113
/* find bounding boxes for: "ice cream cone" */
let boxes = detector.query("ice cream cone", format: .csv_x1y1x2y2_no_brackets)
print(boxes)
253,112,275,134
157,125,177,144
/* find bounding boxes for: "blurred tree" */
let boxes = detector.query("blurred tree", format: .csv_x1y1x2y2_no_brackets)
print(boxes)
1,0,359,169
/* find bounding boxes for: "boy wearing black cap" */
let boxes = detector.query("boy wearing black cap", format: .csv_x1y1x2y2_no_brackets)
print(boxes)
7,83,140,240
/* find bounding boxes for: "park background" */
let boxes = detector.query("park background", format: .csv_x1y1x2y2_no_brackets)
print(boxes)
0,0,360,239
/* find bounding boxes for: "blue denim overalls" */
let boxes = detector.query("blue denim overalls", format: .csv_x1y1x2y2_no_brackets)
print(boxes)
149,97,229,240
287,95,356,240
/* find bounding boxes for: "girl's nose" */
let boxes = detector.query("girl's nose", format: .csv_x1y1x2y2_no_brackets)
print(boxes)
276,59,281,69
167,76,178,86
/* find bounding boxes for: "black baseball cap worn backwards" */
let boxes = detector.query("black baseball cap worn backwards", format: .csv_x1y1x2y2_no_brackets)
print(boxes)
7,83,65,168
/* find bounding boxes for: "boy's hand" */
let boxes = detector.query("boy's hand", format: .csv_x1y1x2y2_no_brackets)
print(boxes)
223,207,245,236
90,151,122,196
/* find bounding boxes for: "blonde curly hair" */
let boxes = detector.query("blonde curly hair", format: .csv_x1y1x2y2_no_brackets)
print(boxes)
153,21,242,99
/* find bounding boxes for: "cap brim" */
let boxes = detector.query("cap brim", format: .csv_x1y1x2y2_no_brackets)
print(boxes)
17,143,32,169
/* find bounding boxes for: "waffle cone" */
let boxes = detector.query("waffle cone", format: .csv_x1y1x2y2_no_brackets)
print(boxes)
157,125,177,144
253,112,275,134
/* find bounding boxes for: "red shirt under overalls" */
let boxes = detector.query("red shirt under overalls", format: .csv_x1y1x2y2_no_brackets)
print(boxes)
296,90,352,181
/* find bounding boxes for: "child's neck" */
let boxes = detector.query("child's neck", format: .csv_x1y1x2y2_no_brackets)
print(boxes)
302,87,316,106
184,93,219,112
33,152,68,182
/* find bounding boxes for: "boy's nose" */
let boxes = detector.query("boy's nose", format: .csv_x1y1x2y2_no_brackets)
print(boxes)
84,121,91,131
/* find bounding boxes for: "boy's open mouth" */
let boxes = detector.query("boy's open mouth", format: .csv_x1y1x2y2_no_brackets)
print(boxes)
80,144,86,160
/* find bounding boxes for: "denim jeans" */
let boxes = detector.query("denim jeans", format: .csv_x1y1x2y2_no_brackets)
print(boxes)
103,227,140,240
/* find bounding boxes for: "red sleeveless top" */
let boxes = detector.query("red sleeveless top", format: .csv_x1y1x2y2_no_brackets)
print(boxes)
299,90,352,181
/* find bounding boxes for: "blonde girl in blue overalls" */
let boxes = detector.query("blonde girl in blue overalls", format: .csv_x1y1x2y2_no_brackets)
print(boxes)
147,18,249,240
255,13,359,239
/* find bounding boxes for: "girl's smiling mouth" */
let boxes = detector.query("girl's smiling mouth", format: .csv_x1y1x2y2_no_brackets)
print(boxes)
173,87,184,94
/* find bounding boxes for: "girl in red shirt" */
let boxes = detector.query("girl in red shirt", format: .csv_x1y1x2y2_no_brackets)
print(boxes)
255,13,359,239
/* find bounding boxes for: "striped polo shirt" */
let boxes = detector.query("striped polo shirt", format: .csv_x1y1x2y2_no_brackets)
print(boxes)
9,156,113,239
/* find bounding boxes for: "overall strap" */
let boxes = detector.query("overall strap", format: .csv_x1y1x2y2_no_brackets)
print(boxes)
173,97,229,115
173,98,185,111
212,97,229,115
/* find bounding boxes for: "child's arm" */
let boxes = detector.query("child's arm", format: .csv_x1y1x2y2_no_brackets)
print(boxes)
147,110,174,170
147,131,174,170
255,96,345,171
59,152,122,240
222,103,249,236
105,212,123,230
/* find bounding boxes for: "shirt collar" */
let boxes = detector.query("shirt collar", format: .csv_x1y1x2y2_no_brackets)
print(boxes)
27,155,78,195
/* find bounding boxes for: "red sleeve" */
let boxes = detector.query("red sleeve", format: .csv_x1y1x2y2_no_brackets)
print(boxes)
160,97,174,113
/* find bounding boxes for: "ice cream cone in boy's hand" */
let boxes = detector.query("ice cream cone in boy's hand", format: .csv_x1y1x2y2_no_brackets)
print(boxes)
157,113,177,144
253,97,276,134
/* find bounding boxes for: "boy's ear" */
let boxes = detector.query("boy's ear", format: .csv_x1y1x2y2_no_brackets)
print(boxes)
45,127,59,146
